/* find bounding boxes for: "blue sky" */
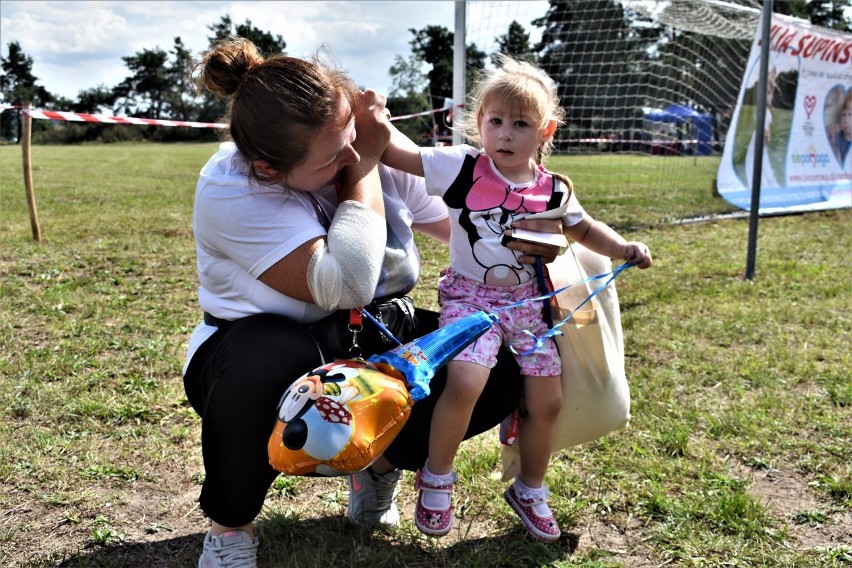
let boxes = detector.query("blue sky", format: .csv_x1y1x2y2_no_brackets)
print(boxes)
0,1,548,106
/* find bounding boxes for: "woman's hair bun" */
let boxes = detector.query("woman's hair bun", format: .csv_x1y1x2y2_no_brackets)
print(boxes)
198,37,263,98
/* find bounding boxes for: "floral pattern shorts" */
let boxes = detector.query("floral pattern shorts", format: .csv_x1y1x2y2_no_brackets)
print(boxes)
438,268,561,377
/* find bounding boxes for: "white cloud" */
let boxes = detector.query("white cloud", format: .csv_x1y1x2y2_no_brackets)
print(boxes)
1,0,547,105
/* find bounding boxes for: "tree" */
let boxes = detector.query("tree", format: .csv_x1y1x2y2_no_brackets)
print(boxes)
388,53,432,143
113,47,172,119
207,15,287,56
167,37,196,121
776,0,852,32
492,20,538,65
395,25,486,143
72,85,116,114
534,0,660,141
409,25,486,105
0,41,52,142
111,36,200,126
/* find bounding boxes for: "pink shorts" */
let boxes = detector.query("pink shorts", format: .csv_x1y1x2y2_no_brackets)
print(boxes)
438,268,561,377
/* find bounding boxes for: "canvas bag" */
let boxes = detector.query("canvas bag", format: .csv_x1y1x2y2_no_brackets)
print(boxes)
500,244,630,481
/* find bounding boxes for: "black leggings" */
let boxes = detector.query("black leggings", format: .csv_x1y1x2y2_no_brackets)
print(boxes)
183,309,523,528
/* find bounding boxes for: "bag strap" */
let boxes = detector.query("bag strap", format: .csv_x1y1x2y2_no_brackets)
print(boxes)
534,256,555,328
568,244,595,297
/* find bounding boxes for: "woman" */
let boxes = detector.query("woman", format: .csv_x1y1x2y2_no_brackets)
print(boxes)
184,38,562,567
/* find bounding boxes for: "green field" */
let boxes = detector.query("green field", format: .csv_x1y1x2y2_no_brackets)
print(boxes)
1,143,849,567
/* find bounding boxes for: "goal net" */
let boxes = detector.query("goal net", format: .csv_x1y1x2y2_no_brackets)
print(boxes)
464,0,763,225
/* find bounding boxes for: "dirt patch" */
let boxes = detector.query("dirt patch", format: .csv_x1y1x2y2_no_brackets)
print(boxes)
738,464,852,551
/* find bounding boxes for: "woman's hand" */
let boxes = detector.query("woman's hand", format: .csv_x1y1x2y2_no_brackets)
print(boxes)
505,218,564,264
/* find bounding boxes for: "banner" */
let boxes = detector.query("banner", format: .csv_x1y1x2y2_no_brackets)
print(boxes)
717,13,851,214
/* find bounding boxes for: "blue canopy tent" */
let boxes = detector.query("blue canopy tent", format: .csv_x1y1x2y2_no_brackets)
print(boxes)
644,104,714,156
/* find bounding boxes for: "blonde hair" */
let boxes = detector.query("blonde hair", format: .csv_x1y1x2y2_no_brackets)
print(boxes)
193,37,358,186
460,54,565,162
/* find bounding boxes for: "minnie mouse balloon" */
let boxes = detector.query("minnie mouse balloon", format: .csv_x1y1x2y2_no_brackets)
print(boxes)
268,311,498,476
268,359,413,476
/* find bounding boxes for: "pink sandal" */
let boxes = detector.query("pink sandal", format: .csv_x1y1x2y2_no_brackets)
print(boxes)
504,479,561,542
414,468,456,537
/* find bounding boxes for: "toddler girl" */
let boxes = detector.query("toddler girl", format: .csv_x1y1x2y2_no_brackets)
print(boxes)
382,54,652,541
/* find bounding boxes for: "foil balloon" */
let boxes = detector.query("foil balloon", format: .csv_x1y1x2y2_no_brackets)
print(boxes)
268,311,498,476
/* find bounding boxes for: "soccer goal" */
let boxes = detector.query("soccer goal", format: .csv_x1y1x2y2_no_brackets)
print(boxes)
463,0,762,225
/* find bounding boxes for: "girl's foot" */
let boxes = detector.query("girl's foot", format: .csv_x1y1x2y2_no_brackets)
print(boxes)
414,465,456,537
504,478,560,542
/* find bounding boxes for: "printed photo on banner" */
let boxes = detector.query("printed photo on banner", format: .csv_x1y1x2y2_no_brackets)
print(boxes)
730,52,798,191
824,85,852,167
717,13,852,215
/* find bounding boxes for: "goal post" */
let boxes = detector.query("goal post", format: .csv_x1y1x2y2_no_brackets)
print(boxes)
459,0,763,225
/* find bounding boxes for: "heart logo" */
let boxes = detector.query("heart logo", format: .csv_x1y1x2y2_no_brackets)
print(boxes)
803,95,816,120
823,85,852,166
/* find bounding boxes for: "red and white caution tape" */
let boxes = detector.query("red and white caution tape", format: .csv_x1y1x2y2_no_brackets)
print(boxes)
389,103,464,122
389,107,446,122
576,138,703,144
22,108,227,129
8,105,462,128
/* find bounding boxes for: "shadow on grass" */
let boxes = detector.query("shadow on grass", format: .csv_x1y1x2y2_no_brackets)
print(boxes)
54,533,204,568
52,517,580,567
256,514,581,567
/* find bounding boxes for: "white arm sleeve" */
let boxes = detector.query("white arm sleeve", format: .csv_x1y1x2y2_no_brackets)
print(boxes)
307,200,387,311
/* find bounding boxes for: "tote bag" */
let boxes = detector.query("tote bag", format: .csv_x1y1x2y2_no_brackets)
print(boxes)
501,244,630,480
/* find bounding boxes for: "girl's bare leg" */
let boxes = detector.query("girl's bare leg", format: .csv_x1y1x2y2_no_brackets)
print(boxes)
427,360,490,475
518,375,563,487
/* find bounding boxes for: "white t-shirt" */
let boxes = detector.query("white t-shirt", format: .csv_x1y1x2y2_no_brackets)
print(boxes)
420,144,585,287
184,142,448,370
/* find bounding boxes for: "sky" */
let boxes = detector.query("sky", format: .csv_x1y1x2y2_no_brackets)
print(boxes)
0,0,549,109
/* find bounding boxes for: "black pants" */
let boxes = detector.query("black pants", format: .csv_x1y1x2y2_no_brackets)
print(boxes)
183,309,523,528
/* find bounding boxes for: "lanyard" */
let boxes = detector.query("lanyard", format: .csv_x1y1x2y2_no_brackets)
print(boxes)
307,192,367,358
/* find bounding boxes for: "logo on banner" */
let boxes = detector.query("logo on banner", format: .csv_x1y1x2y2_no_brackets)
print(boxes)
803,95,817,119
791,145,831,167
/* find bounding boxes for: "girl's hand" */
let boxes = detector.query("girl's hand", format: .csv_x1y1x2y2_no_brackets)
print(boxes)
337,90,389,214
352,89,392,166
339,90,391,195
623,242,652,269
505,218,564,264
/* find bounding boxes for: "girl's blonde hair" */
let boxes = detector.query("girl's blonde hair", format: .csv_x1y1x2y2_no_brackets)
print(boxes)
460,54,565,162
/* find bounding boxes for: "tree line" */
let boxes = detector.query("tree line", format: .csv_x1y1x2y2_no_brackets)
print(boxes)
1,1,849,146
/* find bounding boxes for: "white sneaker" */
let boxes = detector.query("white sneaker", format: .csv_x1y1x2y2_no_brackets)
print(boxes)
198,530,259,568
347,468,401,527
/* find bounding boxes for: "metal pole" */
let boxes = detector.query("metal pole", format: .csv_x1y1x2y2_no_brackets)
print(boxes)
745,0,773,280
452,0,466,146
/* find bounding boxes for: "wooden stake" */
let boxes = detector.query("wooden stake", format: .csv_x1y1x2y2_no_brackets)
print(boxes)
22,102,42,241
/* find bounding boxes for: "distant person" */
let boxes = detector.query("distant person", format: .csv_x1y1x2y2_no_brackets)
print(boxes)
382,54,652,541
431,123,440,147
185,38,565,567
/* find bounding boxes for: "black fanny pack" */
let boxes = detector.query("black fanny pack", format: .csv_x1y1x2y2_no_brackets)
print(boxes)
308,295,417,360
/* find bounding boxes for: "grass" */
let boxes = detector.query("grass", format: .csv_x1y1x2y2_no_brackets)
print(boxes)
1,142,850,567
